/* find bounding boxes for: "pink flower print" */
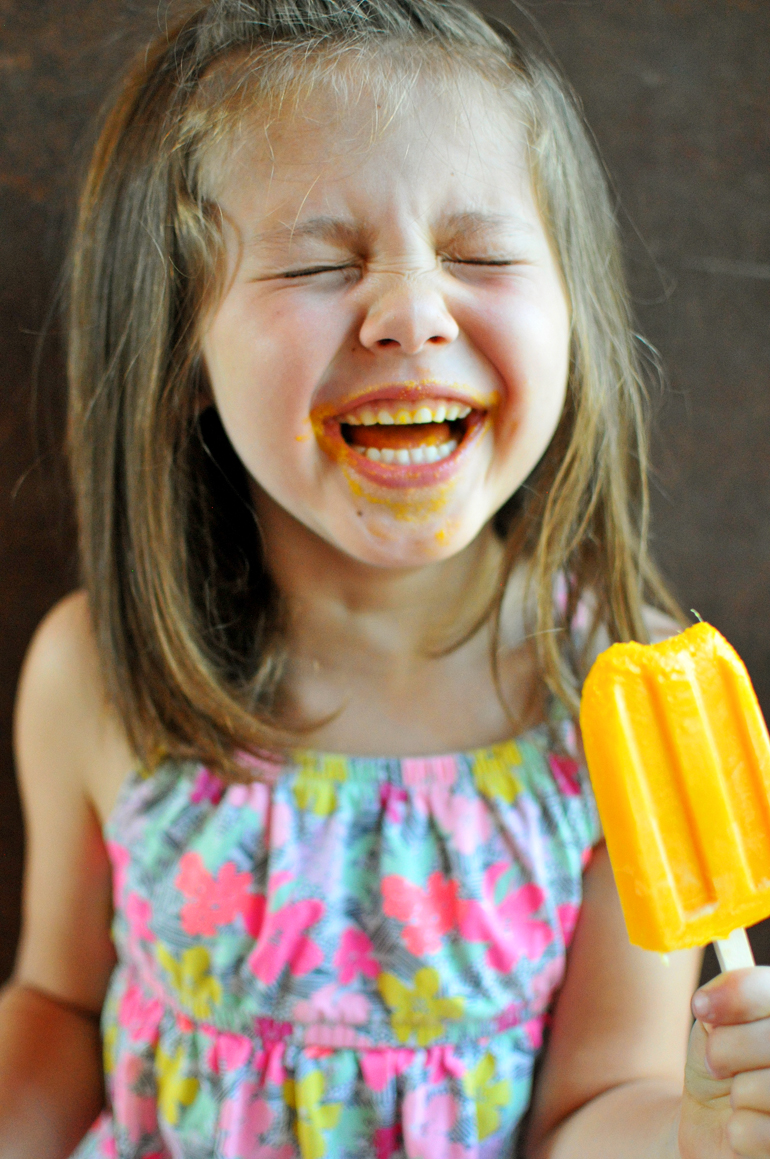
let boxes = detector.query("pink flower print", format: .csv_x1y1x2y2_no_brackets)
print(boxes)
207,1032,252,1075
548,754,581,797
190,767,224,805
125,892,154,951
175,852,262,937
529,954,566,1011
254,1017,292,1045
381,872,461,955
334,928,379,985
99,1136,118,1159
494,1002,523,1032
248,897,325,984
81,1113,119,1159
220,1083,273,1159
556,902,580,946
428,788,492,855
360,1049,413,1092
379,783,410,824
374,1123,403,1159
245,1042,287,1087
107,841,130,908
270,799,294,847
305,1023,372,1048
227,780,271,820
117,982,163,1043
459,863,553,972
242,893,268,939
402,756,457,789
293,982,370,1027
112,1052,159,1143
581,844,594,870
524,1015,546,1050
425,1044,464,1083
402,1089,472,1159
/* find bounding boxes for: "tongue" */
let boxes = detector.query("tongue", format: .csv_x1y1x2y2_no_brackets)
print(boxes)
345,422,453,451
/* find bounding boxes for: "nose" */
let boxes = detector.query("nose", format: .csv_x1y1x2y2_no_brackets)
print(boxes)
358,276,460,354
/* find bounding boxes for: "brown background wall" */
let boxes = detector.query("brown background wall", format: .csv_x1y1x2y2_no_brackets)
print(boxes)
0,0,768,987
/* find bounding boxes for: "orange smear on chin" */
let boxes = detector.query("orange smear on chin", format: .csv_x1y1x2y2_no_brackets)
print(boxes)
346,422,452,451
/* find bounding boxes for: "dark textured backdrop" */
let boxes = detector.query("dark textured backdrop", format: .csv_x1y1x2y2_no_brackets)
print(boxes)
1,0,768,986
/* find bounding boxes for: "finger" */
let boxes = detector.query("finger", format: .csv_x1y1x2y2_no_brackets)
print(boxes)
706,1019,770,1079
693,967,770,1027
727,1108,770,1158
685,1018,733,1105
733,1069,770,1114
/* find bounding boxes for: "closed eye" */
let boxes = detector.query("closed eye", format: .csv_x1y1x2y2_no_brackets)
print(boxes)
442,256,521,267
279,264,359,279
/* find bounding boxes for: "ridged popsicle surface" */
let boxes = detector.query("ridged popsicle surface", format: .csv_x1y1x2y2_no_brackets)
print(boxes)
580,623,770,952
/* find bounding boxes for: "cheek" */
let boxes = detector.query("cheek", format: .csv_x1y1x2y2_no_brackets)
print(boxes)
467,295,569,423
204,289,351,426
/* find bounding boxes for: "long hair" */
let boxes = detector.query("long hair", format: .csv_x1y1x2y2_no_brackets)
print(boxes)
67,0,680,778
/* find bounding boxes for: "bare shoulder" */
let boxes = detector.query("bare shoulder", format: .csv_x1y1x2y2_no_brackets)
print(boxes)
12,592,135,1009
15,590,135,825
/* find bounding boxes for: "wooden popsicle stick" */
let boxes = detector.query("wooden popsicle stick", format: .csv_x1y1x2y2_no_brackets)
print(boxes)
714,928,755,971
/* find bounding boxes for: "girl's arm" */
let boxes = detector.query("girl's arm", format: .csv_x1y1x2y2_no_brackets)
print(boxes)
526,846,770,1158
0,594,130,1158
524,843,701,1159
0,985,105,1158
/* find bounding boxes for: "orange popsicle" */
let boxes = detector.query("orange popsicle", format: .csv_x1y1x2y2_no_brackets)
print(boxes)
580,622,770,964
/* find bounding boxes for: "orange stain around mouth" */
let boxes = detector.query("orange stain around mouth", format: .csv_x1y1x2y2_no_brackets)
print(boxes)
308,387,495,525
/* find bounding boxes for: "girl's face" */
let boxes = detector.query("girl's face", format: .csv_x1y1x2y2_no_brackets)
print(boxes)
202,77,570,568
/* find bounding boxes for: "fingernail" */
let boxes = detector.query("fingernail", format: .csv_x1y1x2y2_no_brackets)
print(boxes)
692,991,712,1019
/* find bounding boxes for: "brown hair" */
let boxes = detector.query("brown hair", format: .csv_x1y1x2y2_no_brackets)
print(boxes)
67,0,680,777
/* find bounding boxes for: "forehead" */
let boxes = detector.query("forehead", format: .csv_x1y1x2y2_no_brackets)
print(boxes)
204,70,537,236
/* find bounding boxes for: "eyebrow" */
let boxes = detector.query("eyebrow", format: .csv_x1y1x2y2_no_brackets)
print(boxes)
440,210,536,240
249,217,365,252
248,209,535,253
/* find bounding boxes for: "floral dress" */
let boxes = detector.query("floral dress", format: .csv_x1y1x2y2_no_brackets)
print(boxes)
70,709,600,1159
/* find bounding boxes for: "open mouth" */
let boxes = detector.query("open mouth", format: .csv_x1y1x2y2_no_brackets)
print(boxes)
336,398,480,465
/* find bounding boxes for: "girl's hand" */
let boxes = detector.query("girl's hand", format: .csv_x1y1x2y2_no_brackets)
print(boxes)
682,966,770,1159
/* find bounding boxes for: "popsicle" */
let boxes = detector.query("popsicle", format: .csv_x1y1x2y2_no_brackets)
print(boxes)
579,622,770,970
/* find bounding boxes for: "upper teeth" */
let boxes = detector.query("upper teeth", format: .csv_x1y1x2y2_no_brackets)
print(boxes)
361,441,458,465
340,400,472,426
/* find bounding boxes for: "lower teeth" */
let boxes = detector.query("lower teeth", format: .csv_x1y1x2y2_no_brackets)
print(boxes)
362,441,457,465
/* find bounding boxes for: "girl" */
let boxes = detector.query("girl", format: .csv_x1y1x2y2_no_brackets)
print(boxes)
2,1,770,1156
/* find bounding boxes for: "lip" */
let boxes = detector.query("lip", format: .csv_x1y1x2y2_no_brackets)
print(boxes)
313,383,495,489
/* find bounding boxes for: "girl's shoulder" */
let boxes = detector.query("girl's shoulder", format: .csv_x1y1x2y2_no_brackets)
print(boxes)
16,590,135,824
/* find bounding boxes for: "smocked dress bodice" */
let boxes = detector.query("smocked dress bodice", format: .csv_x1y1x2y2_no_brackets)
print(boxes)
71,711,600,1159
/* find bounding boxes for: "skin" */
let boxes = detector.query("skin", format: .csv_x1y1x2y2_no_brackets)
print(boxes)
4,75,770,1159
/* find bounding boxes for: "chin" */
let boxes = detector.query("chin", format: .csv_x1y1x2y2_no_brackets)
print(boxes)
325,507,488,569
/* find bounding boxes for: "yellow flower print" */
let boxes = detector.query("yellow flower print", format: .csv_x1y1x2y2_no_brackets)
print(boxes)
463,1052,512,1141
293,754,348,816
284,1070,342,1158
156,1044,199,1126
378,967,464,1047
103,1022,117,1077
472,743,522,803
155,943,223,1020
